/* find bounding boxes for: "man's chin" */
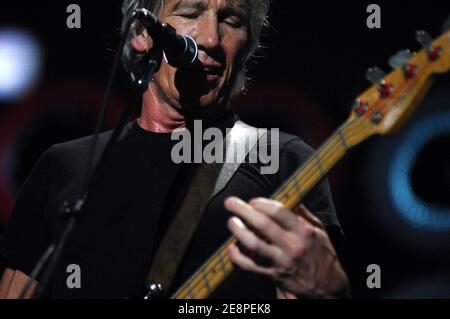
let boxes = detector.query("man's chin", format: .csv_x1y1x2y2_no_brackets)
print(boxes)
198,91,226,108
174,93,224,117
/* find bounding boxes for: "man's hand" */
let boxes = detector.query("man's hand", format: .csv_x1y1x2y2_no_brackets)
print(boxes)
0,268,36,299
224,197,349,299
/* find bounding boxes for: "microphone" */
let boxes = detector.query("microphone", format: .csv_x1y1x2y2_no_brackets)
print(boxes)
132,8,199,68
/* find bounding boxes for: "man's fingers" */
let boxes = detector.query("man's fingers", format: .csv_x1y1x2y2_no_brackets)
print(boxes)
224,197,287,249
249,197,299,231
228,217,292,269
228,244,274,277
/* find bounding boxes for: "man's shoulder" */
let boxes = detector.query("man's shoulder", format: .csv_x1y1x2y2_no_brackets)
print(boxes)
277,131,314,152
253,125,316,158
236,120,314,152
39,123,132,178
46,129,114,161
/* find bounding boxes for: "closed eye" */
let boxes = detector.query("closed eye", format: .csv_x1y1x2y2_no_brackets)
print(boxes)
172,6,203,20
222,17,244,28
174,11,201,19
219,8,248,30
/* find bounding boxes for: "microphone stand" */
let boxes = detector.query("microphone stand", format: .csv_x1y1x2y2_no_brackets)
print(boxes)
19,10,163,299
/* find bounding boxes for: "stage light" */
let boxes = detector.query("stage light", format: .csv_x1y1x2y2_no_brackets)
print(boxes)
388,112,450,231
0,28,42,101
365,80,450,255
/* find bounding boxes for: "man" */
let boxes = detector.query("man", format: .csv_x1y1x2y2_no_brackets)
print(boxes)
0,0,349,298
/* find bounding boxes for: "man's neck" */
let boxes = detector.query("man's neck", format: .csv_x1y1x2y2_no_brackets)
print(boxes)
138,85,230,133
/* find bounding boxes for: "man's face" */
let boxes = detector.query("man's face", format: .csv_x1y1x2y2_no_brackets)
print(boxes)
153,0,249,112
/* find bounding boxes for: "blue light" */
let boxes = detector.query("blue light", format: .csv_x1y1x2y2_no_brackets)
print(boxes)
388,112,450,231
0,28,42,101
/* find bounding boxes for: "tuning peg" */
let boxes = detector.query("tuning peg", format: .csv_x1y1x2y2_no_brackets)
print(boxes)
416,30,433,49
388,49,413,69
366,67,395,97
417,30,442,61
366,67,386,85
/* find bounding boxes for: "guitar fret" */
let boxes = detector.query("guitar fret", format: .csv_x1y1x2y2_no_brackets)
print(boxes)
337,130,349,151
201,270,211,292
220,253,233,273
217,252,228,274
314,154,325,178
194,255,227,297
292,177,301,195
189,268,210,297
187,283,194,298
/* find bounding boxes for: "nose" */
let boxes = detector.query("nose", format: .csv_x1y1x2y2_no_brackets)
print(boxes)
195,14,220,52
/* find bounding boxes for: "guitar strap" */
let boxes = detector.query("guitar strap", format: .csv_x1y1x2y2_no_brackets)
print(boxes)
145,120,267,297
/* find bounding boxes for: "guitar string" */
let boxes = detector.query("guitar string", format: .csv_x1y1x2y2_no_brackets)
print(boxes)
176,248,233,298
273,120,365,204
175,247,232,298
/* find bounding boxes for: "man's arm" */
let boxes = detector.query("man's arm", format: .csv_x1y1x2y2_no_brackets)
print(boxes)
0,146,61,299
0,268,37,299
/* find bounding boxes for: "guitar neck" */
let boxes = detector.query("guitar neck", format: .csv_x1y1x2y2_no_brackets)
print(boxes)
171,118,369,299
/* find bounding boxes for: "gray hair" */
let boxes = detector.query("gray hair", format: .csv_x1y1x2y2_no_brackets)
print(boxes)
121,0,271,96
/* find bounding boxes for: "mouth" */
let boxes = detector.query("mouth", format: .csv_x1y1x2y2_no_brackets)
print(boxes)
195,64,224,79
191,64,223,85
194,51,224,80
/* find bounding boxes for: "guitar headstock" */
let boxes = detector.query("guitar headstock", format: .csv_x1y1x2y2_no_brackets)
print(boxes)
348,28,450,141
424,29,450,73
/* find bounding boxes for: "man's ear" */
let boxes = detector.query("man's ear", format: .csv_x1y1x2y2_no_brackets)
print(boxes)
130,28,153,53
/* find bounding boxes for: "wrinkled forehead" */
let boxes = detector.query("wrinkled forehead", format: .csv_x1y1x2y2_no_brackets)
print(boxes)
162,0,250,12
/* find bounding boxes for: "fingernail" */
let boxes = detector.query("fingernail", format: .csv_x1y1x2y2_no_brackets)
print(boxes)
231,217,245,228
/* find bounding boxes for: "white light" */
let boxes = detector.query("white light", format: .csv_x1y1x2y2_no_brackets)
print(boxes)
0,28,42,101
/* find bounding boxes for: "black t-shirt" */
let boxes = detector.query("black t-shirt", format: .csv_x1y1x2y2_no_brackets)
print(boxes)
0,116,343,299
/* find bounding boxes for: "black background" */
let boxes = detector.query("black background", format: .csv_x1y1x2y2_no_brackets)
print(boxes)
0,0,450,298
